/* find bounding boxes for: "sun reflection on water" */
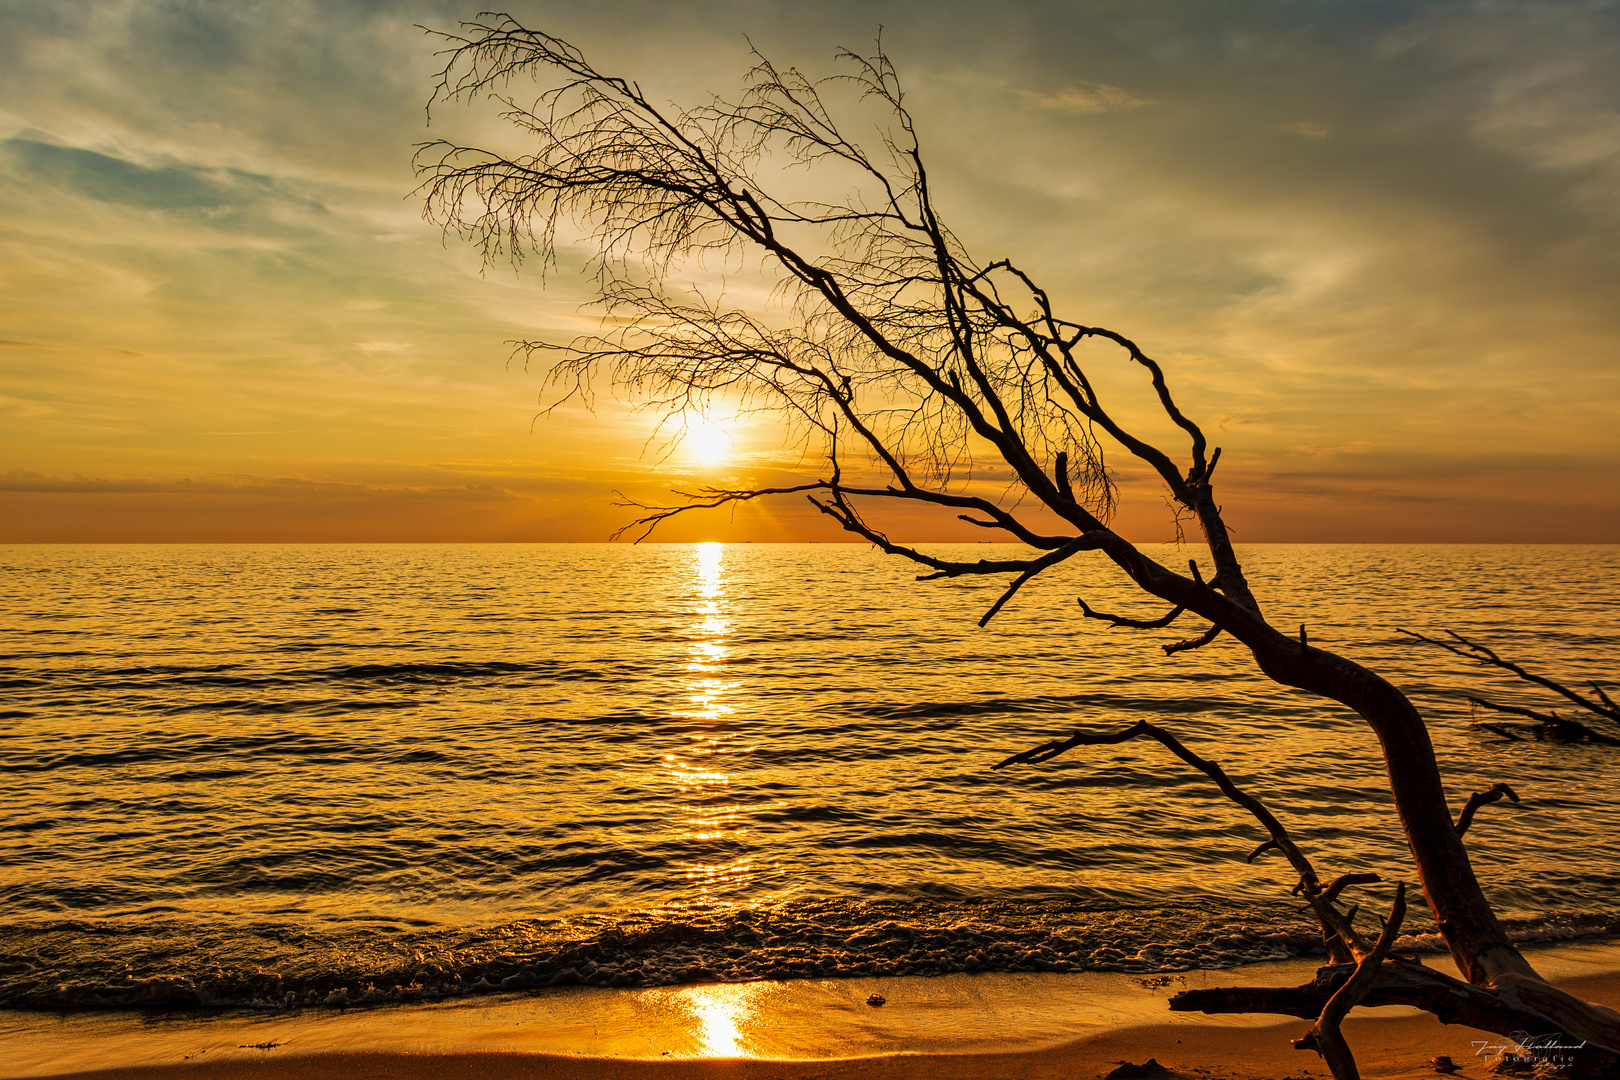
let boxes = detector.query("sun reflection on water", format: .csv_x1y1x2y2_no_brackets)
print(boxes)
686,983,751,1056
668,543,756,898
695,542,722,595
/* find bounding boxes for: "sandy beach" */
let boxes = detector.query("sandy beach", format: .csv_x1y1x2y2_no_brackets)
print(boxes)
10,943,1618,1080
22,1003,1619,1080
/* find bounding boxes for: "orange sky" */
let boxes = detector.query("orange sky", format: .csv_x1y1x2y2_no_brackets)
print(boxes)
2,1,1617,543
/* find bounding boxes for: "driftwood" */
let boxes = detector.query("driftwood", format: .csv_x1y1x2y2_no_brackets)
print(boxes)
1173,958,1620,1076
1403,629,1620,746
995,720,1405,1073
1288,883,1406,1079
997,724,1620,1078
417,20,1620,1078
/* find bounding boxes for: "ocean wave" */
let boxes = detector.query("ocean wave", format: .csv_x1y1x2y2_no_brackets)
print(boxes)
3,899,1615,1012
3,544,1618,1017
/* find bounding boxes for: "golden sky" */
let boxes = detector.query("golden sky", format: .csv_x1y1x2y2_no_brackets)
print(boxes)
2,1,1616,543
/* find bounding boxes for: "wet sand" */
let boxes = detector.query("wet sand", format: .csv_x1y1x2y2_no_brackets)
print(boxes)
10,943,1620,1080
26,1002,1619,1080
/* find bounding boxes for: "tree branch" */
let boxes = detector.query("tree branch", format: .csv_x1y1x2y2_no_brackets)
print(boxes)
1173,958,1620,1078
609,483,827,542
1164,623,1222,655
1077,598,1187,629
990,722,1314,885
1402,628,1620,723
1455,782,1520,838
994,719,1388,965
1468,699,1620,746
974,535,1104,627
1292,883,1407,1080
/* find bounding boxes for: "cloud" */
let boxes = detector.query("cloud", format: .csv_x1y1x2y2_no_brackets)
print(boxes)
4,138,259,211
0,0,1615,542
1288,441,1373,459
1277,121,1331,138
0,469,528,500
1386,4,1620,188
1018,82,1154,115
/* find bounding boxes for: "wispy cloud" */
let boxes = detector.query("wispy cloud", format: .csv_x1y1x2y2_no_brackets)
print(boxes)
1289,441,1373,459
0,0,1614,541
5,138,275,211
1277,121,1331,138
1017,82,1154,115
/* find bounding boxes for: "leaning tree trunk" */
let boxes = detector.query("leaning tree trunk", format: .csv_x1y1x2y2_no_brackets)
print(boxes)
1185,472,1530,983
1247,638,1620,1063
1108,536,1620,1072
1179,497,1543,985
1257,641,1526,984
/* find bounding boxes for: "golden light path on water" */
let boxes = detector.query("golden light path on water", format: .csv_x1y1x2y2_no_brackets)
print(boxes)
668,547,766,1056
670,542,753,896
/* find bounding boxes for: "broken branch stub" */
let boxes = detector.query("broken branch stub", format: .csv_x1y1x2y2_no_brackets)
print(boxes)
1455,782,1520,837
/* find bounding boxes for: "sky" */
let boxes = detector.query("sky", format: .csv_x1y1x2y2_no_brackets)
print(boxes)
1,0,1617,543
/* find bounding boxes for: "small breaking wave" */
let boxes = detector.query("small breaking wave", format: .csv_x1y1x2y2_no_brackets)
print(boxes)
5,898,1615,1012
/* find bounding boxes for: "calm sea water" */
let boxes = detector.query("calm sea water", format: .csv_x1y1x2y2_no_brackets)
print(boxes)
1,543,1616,1010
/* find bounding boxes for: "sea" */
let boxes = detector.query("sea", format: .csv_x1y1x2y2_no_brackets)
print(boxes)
1,542,1616,1013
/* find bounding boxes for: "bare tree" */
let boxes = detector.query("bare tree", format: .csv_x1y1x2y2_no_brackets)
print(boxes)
1404,629,1620,747
416,16,1620,1077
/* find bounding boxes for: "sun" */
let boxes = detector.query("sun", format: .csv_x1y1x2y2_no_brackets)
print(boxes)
686,419,732,466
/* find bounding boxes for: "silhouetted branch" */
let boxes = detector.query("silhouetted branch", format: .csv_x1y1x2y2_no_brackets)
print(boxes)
1402,629,1620,746
1467,699,1620,746
610,483,826,542
992,719,1317,877
974,536,1103,626
1175,957,1620,1077
1594,682,1619,714
1404,629,1617,717
1319,873,1382,906
1077,598,1186,629
1293,884,1407,1080
1455,783,1520,838
1163,623,1222,656
1053,449,1075,502
993,718,1377,965
1466,699,1557,724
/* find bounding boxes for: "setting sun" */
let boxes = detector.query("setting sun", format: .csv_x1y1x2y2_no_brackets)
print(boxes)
3,5,1618,1079
686,419,733,466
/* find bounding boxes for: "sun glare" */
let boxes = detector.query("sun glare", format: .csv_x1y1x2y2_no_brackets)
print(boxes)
686,419,732,466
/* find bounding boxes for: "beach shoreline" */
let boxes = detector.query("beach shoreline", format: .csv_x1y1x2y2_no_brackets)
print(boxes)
10,942,1620,1080
25,988,1620,1080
